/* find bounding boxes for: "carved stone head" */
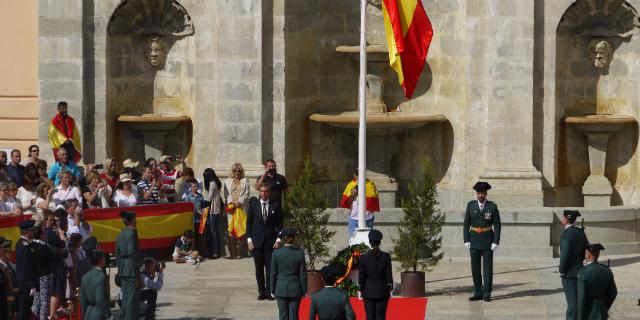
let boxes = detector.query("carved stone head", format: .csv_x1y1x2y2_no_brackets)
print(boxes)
589,40,612,70
145,35,168,68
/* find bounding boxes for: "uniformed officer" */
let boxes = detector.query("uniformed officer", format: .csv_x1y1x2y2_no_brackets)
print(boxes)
309,264,355,320
577,244,617,320
15,219,37,320
559,209,589,320
0,236,13,319
270,228,307,320
463,181,501,302
80,249,112,320
358,229,393,320
0,236,16,319
116,211,141,320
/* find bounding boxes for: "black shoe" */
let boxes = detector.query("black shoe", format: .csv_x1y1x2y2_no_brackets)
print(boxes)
483,297,492,302
267,295,275,301
468,296,483,301
258,294,268,300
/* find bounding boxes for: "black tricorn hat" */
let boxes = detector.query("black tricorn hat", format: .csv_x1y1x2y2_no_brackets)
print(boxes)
119,211,136,221
18,220,36,230
368,229,383,242
320,265,341,279
473,182,492,192
585,243,605,253
280,228,297,237
563,210,581,220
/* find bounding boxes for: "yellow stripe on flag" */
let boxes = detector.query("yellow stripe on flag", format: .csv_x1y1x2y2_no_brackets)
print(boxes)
91,211,192,243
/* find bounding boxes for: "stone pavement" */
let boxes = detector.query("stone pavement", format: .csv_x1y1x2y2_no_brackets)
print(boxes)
107,254,640,319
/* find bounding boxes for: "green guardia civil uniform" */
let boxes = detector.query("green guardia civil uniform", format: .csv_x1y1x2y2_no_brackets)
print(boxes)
463,199,501,299
116,227,141,320
270,245,307,320
559,225,588,320
309,286,355,320
80,267,111,320
577,262,617,320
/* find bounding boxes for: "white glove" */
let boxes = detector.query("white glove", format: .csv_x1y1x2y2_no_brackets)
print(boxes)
29,288,36,296
357,291,363,300
464,242,471,249
491,243,498,251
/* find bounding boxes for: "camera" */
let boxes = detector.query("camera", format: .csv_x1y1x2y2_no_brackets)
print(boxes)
155,260,166,272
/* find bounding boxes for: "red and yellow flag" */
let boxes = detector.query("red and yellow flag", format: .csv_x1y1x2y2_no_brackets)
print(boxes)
48,113,82,162
340,179,380,212
382,0,433,98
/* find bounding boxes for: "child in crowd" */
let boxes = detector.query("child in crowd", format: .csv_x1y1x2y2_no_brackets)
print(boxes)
184,179,204,230
6,182,23,214
172,229,202,264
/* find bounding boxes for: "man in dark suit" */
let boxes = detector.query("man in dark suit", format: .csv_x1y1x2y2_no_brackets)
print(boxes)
247,183,284,300
463,181,501,302
310,264,355,320
560,210,589,320
15,219,37,320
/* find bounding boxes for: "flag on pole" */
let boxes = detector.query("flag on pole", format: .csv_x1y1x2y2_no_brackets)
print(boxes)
382,0,433,99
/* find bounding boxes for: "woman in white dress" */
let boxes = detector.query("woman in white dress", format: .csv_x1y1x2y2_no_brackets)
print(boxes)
113,173,138,207
223,163,250,259
52,170,83,207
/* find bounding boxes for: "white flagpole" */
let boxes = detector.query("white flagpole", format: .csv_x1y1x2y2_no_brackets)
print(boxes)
357,0,367,231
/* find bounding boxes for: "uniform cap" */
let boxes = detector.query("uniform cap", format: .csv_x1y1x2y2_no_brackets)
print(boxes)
18,219,36,230
585,243,605,253
563,210,581,220
280,228,297,237
368,229,383,242
320,265,342,284
122,158,140,169
473,182,492,192
119,211,136,221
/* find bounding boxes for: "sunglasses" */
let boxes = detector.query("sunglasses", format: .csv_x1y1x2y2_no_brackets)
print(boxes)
30,149,39,153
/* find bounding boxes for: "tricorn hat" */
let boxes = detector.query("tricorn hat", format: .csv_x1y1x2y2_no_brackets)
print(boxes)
368,229,383,242
563,210,581,220
473,181,492,192
18,220,36,231
585,243,605,253
320,265,342,284
119,211,136,221
280,228,297,237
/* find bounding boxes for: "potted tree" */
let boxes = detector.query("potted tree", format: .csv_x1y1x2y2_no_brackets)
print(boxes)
284,156,336,295
392,159,445,297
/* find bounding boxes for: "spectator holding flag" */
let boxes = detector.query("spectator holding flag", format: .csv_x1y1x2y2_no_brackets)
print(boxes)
48,101,82,163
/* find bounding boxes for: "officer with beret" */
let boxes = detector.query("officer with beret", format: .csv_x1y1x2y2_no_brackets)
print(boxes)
80,249,112,320
270,228,307,320
463,182,501,302
577,244,617,320
0,236,14,319
309,264,355,320
358,229,393,320
116,211,141,320
560,209,589,320
15,219,37,320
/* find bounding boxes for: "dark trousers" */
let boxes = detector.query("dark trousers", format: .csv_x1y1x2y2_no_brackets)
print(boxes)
206,214,221,257
253,244,274,295
276,296,301,320
16,290,33,320
470,248,493,298
562,277,578,320
140,289,158,320
121,277,140,320
364,298,389,320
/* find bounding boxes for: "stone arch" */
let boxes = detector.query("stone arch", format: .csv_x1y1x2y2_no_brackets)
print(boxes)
557,0,640,37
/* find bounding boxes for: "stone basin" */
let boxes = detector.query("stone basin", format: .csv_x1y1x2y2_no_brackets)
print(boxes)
564,114,636,133
336,45,389,62
309,111,447,136
117,114,192,159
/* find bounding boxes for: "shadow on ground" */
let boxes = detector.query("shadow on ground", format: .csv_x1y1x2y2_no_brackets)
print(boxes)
491,288,564,300
426,283,527,297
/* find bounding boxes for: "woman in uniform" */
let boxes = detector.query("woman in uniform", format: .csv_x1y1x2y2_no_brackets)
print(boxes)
358,229,393,320
270,228,306,320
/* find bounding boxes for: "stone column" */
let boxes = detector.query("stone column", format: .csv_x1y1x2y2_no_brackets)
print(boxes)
478,0,543,207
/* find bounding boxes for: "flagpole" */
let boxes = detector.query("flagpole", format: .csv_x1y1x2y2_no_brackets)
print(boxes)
357,0,367,232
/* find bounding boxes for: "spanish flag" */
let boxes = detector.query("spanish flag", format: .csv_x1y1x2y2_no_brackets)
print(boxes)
382,0,433,99
340,179,380,212
48,113,82,162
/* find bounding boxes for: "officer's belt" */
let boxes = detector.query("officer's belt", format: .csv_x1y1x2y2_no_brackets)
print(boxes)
470,226,493,233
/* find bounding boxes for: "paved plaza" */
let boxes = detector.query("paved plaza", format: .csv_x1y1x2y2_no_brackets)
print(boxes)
106,254,640,319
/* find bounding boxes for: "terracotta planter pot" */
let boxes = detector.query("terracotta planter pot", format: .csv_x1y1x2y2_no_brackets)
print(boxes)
307,271,324,296
401,272,425,297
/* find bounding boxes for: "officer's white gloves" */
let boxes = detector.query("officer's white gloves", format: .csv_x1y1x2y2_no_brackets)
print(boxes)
491,243,498,251
357,291,363,300
29,288,36,296
464,242,471,249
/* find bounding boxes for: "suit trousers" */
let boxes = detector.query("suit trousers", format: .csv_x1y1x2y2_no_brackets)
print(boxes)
16,290,33,320
276,296,301,320
121,277,140,320
253,244,274,295
561,277,578,320
364,297,389,320
470,248,493,297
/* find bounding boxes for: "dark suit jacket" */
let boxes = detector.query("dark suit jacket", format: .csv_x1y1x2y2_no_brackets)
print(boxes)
559,226,589,278
463,200,501,250
358,250,393,300
309,286,355,320
246,197,283,249
577,262,617,320
80,267,112,319
15,237,36,291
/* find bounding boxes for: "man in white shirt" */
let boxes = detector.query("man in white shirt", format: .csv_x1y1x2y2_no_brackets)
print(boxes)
64,199,93,240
